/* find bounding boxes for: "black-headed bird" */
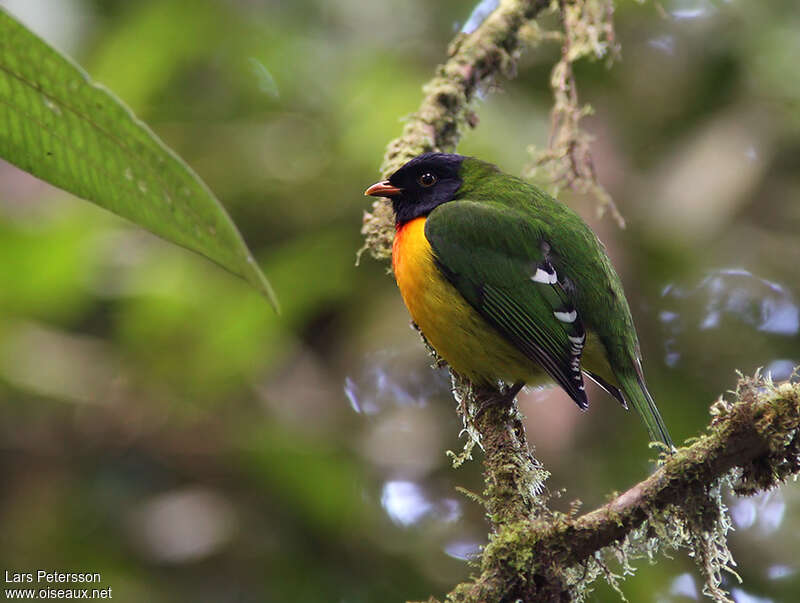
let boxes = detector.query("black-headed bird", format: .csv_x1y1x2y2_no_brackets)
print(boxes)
365,153,673,448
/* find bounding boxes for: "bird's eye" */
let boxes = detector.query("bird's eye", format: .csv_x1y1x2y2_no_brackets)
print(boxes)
418,172,437,187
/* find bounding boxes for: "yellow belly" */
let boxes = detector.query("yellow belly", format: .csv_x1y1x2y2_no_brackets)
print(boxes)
392,217,543,386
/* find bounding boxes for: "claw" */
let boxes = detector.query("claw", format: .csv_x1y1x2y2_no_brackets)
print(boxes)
475,382,525,418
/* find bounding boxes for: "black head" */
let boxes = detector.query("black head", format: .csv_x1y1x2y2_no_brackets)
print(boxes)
364,153,464,225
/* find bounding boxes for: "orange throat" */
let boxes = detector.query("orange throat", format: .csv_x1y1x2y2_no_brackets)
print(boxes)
391,218,419,275
391,217,431,316
390,216,537,385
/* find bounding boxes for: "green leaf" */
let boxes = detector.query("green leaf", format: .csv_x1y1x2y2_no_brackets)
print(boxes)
0,8,279,311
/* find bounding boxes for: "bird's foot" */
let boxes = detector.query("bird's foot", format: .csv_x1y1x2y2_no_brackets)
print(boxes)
474,382,525,419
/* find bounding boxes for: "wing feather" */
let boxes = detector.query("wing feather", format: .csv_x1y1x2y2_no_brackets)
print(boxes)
426,201,590,409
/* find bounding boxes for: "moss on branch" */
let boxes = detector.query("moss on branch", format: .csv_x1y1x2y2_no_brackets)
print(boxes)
439,373,800,602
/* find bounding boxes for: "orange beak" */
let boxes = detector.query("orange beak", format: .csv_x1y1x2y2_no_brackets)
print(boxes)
364,180,402,198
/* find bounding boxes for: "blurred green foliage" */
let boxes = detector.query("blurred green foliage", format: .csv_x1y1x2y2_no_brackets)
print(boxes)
0,0,799,601
0,7,278,308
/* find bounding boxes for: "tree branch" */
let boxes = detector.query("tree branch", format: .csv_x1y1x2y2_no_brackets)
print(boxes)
552,375,800,566
440,374,800,602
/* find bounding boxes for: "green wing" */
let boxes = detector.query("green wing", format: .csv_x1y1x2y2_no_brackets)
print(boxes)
425,200,590,409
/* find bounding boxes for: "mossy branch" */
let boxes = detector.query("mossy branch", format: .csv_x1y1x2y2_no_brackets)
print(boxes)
526,0,625,227
544,376,800,567
438,373,800,602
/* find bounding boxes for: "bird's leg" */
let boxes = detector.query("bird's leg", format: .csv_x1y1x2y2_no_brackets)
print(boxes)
475,381,525,418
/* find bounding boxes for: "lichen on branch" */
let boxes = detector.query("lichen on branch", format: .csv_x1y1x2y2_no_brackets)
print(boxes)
440,372,800,603
526,0,626,227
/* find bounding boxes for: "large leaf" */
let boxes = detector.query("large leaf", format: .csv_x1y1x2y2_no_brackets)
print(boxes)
0,8,279,310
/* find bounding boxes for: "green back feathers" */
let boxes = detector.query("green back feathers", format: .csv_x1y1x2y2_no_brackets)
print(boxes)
454,158,638,365
426,200,591,407
426,157,673,447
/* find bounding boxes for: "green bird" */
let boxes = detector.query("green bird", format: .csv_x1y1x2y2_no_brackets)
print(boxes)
365,153,673,448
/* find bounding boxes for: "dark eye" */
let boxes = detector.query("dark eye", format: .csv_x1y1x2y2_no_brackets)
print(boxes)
418,172,437,187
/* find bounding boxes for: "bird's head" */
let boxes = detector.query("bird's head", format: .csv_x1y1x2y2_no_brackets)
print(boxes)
364,153,464,225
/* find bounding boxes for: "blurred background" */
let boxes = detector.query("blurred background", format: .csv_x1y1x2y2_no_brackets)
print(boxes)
0,0,798,601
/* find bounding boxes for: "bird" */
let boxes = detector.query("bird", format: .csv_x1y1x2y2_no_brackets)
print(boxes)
365,152,673,448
